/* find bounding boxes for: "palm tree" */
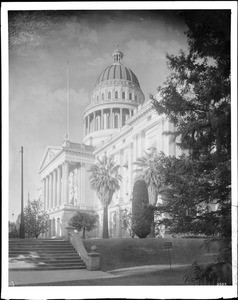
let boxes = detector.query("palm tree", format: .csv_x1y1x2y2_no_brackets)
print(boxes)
134,150,165,237
89,155,122,238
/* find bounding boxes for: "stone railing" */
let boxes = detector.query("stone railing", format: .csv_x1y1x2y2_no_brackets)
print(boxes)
66,226,101,271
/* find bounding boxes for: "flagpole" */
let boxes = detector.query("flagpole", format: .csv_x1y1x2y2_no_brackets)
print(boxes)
19,146,25,238
67,61,70,140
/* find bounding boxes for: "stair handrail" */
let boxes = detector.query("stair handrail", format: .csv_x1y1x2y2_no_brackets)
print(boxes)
67,230,101,271
68,231,89,264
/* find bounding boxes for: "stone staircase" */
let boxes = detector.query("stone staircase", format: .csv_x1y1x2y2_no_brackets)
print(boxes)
9,238,87,271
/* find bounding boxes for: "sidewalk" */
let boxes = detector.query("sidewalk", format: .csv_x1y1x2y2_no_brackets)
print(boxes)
9,268,116,286
9,264,189,286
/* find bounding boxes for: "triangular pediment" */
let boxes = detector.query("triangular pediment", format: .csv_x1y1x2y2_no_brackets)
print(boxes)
39,146,62,172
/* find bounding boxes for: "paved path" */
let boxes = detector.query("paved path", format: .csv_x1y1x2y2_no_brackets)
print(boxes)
9,264,189,286
9,269,116,286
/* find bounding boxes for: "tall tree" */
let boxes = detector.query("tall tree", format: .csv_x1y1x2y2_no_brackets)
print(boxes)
24,199,49,238
151,10,231,283
89,155,122,239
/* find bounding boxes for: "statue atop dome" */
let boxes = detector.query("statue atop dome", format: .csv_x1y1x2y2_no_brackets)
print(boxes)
112,44,123,64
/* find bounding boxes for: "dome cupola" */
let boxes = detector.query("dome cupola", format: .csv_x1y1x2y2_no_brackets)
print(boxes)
112,44,123,64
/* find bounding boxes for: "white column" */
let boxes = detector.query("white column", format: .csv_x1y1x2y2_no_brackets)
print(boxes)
110,108,113,129
128,142,133,198
81,162,85,205
77,164,81,207
101,110,104,130
120,108,122,127
46,176,49,210
52,170,56,209
49,173,52,209
57,166,61,207
132,135,138,183
119,150,123,199
64,162,69,204
93,112,96,131
112,109,114,128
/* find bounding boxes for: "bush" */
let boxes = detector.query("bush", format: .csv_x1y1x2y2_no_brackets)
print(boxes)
132,204,153,239
184,260,232,285
9,221,19,238
132,180,153,238
69,211,98,239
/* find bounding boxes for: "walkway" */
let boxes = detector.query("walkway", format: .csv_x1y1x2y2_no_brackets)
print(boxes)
9,269,116,286
9,264,190,286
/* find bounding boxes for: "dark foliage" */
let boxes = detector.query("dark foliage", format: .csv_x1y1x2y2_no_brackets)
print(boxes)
151,10,231,284
9,221,19,238
24,200,49,238
132,204,154,239
69,211,98,239
132,180,153,238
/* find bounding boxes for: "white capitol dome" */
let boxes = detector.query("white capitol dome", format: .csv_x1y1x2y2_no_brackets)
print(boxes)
83,46,145,147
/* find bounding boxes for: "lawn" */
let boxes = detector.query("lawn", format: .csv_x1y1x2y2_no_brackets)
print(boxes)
83,237,219,271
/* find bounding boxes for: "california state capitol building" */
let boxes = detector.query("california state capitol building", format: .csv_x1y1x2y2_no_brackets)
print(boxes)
38,46,182,238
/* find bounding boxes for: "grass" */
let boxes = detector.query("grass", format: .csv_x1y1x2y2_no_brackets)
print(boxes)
83,237,219,271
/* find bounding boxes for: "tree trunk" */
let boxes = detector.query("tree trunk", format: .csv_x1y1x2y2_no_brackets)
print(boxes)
102,203,109,239
82,227,86,239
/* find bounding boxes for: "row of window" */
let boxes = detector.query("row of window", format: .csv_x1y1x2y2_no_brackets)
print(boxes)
96,91,138,102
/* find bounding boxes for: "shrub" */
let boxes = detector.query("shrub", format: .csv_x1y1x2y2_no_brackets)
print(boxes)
9,221,19,238
69,211,98,239
184,260,232,285
132,204,153,239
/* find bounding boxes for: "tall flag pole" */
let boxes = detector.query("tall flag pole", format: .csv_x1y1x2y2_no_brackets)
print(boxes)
67,60,70,140
19,146,25,238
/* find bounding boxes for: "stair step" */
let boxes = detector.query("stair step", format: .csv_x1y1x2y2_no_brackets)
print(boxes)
9,258,84,263
9,239,87,271
10,265,87,271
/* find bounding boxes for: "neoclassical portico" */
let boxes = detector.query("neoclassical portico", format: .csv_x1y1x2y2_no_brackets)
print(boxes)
39,140,95,237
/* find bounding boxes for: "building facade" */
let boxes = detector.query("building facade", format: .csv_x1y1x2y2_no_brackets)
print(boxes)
38,47,182,238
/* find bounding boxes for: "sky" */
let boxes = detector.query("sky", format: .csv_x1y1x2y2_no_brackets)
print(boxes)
8,9,189,221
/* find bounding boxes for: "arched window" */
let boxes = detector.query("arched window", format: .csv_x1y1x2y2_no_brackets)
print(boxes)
115,91,118,99
129,93,132,100
122,91,125,99
114,114,119,128
108,91,111,100
102,93,104,101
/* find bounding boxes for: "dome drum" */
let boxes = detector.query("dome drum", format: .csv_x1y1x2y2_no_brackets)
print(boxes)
83,107,134,140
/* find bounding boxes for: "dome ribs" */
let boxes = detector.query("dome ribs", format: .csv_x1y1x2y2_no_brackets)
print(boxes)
119,65,122,79
125,67,132,82
108,65,114,80
95,65,140,88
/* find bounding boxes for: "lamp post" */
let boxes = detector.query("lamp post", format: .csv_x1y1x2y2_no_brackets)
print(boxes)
19,146,25,238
